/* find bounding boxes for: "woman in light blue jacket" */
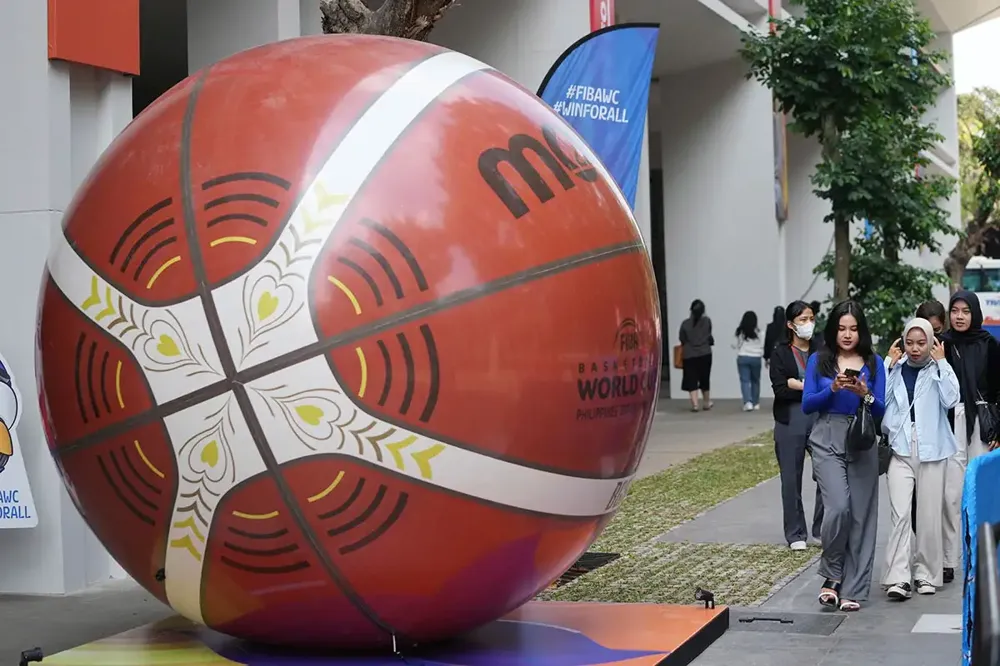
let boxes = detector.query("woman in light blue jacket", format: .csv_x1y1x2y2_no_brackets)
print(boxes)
881,318,960,600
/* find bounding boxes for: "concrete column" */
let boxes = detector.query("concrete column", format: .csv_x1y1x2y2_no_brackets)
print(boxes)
659,58,780,400
431,0,591,91
187,0,303,72
0,0,132,594
635,114,653,254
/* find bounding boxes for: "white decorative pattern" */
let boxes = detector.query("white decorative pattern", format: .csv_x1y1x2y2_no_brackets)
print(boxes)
246,356,633,518
212,51,492,372
162,393,265,623
46,233,224,404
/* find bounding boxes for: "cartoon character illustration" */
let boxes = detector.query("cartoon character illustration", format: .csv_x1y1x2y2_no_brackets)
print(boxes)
0,357,19,475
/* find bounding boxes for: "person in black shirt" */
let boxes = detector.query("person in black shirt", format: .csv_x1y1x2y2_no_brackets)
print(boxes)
770,300,825,550
763,306,785,367
941,291,1000,584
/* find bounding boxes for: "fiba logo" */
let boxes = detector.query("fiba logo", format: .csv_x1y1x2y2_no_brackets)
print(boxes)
615,318,640,353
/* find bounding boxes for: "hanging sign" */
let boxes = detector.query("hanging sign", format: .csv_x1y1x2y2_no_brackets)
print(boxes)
0,353,38,528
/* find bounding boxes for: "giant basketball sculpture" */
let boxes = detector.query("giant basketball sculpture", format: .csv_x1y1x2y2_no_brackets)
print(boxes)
36,36,661,648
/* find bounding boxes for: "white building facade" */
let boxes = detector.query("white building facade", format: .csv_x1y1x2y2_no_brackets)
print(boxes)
0,0,995,594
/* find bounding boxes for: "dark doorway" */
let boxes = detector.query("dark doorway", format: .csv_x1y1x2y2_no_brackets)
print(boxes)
133,0,189,116
649,167,668,383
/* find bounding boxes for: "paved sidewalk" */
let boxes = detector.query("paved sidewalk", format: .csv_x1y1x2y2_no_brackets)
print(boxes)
639,399,773,477
674,460,964,666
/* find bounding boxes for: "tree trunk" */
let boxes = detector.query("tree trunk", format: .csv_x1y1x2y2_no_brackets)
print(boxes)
820,119,850,302
833,215,851,302
945,218,990,294
319,0,458,40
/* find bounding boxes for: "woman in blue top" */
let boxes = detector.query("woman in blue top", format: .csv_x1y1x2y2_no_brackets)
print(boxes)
803,300,886,612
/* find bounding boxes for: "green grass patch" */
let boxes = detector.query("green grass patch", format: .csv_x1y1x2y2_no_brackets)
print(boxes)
540,542,818,606
593,431,778,553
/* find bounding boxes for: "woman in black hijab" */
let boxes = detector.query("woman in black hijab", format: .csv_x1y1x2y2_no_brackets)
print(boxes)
941,290,1000,584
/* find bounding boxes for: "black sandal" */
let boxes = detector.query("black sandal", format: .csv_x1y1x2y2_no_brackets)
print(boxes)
818,579,841,608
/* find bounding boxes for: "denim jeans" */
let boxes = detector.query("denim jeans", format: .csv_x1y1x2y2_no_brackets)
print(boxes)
737,355,762,405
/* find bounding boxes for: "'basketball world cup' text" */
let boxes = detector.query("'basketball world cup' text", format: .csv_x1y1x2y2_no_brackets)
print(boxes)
575,319,658,421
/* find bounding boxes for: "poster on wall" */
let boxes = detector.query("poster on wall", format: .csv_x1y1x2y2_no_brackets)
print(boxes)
0,353,38,528
536,23,660,210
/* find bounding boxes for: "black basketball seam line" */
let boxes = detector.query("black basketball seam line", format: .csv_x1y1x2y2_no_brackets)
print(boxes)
74,333,88,425
358,218,428,292
109,197,174,265
203,193,280,211
121,219,176,273
317,477,366,520
376,339,392,407
99,351,112,414
350,237,404,300
418,324,439,423
396,332,415,415
200,50,444,293
228,525,289,540
337,256,384,307
54,241,644,475
205,213,269,229
222,540,300,557
133,237,179,282
202,172,291,191
326,485,386,537
121,445,163,496
339,492,408,555
219,556,311,575
98,455,155,525
86,340,100,420
180,69,404,643
109,449,158,511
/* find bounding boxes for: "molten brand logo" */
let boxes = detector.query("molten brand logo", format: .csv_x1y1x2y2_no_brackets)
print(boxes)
478,126,598,219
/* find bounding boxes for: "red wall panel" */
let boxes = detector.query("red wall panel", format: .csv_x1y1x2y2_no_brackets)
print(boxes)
48,0,140,75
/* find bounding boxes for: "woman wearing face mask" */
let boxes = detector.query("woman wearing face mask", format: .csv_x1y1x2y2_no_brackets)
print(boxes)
941,291,1000,584
882,318,959,599
770,301,825,551
803,300,886,612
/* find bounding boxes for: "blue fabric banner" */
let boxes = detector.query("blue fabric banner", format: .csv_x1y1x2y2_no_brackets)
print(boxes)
537,23,659,211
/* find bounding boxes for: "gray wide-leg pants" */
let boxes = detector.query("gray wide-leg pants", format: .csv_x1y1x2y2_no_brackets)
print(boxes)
809,413,880,602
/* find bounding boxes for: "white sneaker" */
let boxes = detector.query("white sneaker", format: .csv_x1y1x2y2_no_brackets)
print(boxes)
915,580,936,595
790,541,807,551
753,404,760,411
743,402,753,412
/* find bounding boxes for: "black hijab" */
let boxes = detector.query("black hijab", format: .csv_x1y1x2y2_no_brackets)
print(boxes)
942,290,994,440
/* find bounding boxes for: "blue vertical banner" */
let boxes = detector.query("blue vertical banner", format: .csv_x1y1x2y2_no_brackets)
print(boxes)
537,23,659,210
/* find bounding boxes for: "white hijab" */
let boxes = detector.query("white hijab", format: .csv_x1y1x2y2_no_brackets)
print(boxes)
903,317,935,368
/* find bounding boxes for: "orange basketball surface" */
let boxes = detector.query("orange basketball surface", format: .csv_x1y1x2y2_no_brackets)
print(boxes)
35,36,661,648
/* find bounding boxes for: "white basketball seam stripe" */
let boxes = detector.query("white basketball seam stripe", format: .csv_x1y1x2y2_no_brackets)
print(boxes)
45,234,225,404
163,393,269,624
213,51,493,372
246,356,631,517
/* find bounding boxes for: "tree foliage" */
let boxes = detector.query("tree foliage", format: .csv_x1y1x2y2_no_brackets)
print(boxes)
319,0,457,40
944,87,1000,290
741,0,955,346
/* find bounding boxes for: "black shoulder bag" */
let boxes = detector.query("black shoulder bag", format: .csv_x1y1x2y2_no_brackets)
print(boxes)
976,390,1000,444
847,394,877,454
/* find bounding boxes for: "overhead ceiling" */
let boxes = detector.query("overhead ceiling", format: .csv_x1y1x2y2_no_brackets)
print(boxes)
617,0,750,76
916,0,1000,33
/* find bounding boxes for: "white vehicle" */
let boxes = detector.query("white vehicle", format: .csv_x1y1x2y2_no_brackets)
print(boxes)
963,256,1000,338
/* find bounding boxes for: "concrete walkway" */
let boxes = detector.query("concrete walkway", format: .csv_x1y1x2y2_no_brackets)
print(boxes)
674,459,964,666
638,398,774,478
0,398,774,661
